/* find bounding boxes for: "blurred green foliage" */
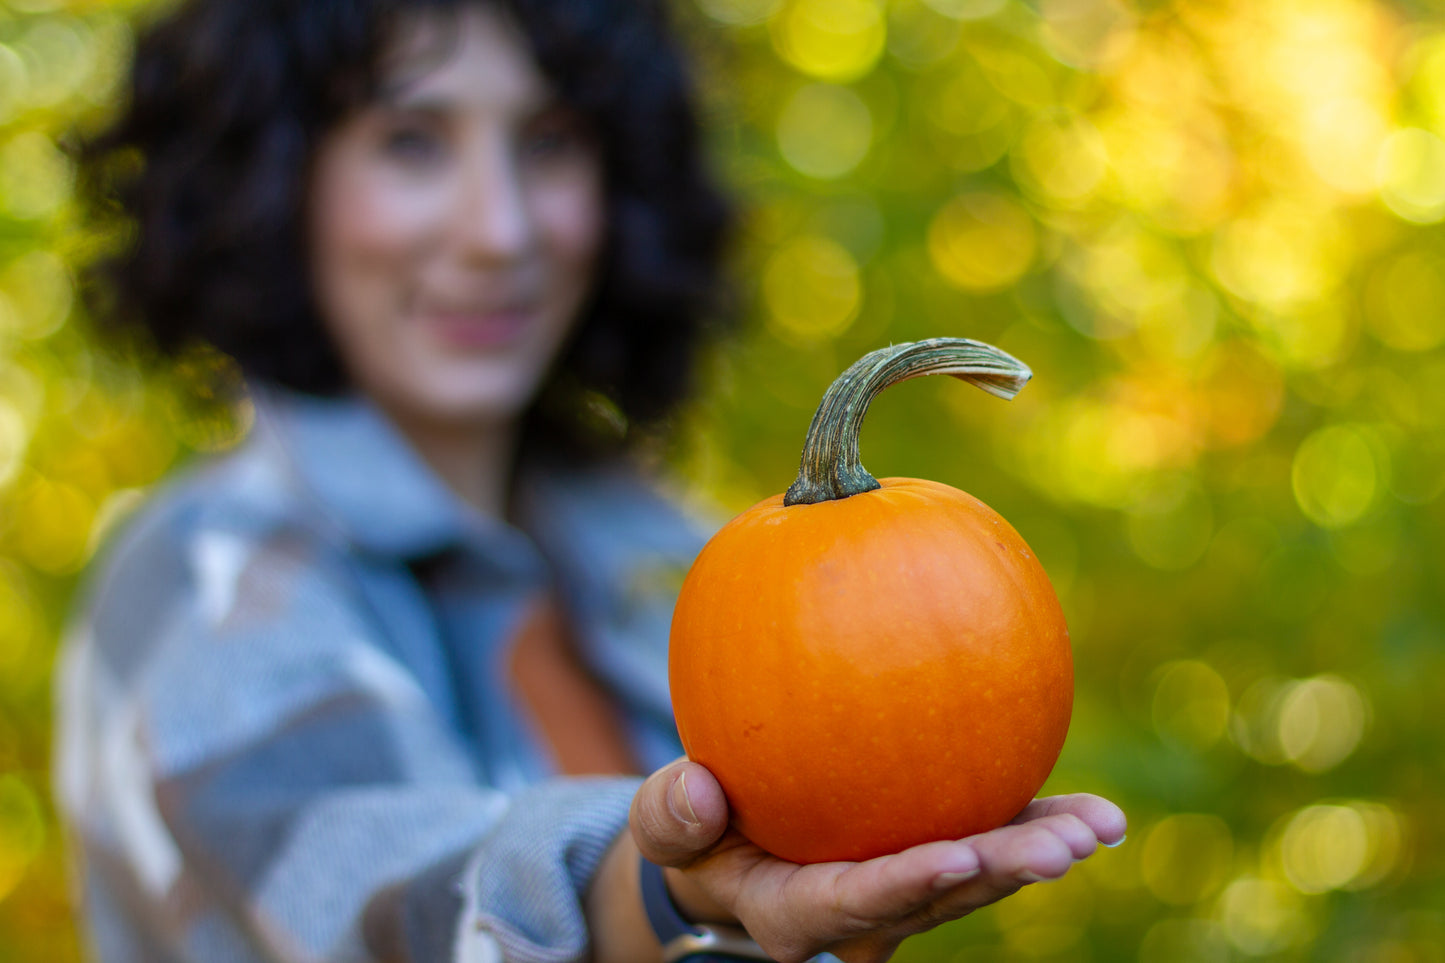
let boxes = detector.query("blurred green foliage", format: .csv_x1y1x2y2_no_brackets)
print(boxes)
2,0,1444,960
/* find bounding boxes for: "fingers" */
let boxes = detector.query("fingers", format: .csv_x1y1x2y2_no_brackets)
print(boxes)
824,840,981,924
1012,793,1128,848
927,806,1127,917
970,816,1080,882
1008,811,1097,863
629,759,730,867
767,818,1092,959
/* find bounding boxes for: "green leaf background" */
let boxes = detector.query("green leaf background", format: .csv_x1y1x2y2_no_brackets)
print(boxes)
2,0,1443,959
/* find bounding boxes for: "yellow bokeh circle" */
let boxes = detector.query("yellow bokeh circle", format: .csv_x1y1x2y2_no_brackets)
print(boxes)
1270,799,1403,896
1150,660,1230,749
1364,249,1445,352
2,249,74,340
762,235,861,343
770,0,886,83
1012,112,1109,207
1278,804,1368,894
12,475,97,574
1140,813,1234,905
1291,424,1384,529
1276,675,1369,773
1376,127,1445,223
927,192,1037,291
1217,877,1312,956
695,0,782,27
1211,206,1339,309
920,0,1006,19
776,83,873,179
1139,919,1229,963
0,399,30,488
0,131,72,221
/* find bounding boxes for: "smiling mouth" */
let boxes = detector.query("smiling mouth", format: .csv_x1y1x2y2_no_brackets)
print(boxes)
422,307,533,349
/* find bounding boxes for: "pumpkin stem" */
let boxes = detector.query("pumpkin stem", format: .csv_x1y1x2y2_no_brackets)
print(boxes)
783,337,1032,507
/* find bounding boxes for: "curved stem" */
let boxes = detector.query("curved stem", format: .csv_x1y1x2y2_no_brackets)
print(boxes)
783,337,1033,507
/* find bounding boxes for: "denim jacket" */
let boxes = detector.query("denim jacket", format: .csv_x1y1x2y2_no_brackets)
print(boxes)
53,387,708,962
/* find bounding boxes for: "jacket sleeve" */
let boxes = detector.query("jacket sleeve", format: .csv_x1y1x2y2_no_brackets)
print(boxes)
56,514,639,963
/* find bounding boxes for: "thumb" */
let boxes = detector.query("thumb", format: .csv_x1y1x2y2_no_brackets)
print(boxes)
630,759,730,867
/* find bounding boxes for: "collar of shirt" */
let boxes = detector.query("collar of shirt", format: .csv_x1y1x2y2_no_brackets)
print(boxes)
246,384,545,577
240,383,699,772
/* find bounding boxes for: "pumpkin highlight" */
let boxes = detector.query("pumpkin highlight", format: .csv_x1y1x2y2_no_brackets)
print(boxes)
668,338,1073,864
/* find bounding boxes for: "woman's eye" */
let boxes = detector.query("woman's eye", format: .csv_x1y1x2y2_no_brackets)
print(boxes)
381,127,444,164
526,130,567,156
524,119,589,160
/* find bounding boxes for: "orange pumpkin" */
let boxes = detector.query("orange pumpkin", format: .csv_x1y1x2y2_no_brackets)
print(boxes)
669,338,1072,865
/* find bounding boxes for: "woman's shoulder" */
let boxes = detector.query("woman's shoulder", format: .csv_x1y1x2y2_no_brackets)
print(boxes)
78,432,349,630
111,434,319,552
89,385,442,585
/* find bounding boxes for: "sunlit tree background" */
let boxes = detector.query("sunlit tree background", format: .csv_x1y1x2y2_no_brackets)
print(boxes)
2,0,1444,960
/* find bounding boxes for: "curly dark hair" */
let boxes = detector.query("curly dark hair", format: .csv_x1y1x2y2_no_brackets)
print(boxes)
80,0,734,455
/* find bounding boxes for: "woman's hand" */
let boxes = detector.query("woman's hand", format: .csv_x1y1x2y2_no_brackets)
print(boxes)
629,759,1126,963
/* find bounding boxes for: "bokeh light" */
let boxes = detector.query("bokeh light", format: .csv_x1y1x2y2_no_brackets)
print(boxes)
1,250,73,341
697,0,782,26
992,868,1092,955
1376,128,1445,223
1011,111,1109,208
1364,249,1445,352
1269,800,1404,895
1216,876,1312,956
1292,424,1386,529
1138,918,1230,963
0,132,71,220
926,191,1036,291
1150,660,1230,748
1275,675,1370,773
770,0,886,82
919,63,1017,172
919,0,1005,22
0,402,28,488
884,0,960,69
775,82,873,179
1231,674,1370,772
1140,813,1234,906
762,235,862,343
3,0,1444,959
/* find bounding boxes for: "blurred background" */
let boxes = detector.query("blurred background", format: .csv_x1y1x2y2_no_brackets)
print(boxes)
1,0,1443,959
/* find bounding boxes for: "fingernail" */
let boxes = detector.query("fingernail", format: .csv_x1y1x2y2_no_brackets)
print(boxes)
1102,834,1127,849
932,868,981,890
1017,870,1047,883
669,771,700,827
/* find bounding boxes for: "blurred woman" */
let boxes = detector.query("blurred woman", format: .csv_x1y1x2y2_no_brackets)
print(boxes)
56,1,1125,961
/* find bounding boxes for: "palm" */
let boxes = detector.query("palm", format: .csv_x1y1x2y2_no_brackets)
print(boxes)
674,795,1125,963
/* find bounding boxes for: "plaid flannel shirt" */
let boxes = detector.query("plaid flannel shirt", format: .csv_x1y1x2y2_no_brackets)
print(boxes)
54,387,706,962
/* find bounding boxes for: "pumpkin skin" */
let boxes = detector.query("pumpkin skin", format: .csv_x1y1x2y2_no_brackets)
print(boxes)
669,475,1072,865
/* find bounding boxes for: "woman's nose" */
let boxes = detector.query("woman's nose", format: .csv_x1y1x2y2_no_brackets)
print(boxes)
453,143,535,261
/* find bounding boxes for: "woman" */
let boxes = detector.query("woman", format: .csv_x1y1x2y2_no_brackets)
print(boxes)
56,1,1126,961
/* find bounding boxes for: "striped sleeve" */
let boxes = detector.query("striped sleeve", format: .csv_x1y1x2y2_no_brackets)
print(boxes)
58,514,639,963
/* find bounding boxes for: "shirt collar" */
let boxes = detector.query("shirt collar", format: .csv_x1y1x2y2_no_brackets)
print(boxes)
248,384,541,568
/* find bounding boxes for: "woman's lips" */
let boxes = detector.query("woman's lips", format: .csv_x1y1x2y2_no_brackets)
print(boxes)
423,307,532,349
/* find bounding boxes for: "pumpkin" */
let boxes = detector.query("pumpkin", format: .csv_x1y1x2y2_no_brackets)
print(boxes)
668,338,1072,865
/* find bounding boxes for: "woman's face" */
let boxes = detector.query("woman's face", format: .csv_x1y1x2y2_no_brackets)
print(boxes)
308,4,605,430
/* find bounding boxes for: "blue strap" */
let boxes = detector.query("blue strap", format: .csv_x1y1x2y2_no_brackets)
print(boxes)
638,857,774,962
